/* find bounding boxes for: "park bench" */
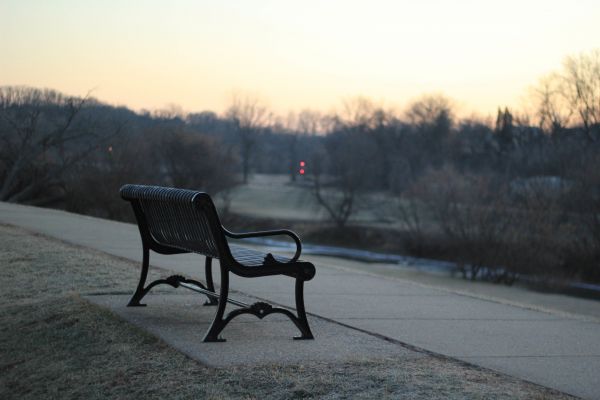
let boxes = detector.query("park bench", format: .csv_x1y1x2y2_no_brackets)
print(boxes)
120,184,315,342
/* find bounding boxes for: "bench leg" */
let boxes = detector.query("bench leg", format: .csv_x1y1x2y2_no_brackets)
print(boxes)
202,264,229,342
203,257,218,306
202,273,315,342
128,246,150,307
293,278,314,340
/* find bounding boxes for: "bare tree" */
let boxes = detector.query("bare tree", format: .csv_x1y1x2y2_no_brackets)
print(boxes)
401,94,454,175
157,130,236,192
225,94,270,183
0,86,122,204
406,94,454,129
64,126,237,221
561,49,600,141
404,167,516,282
529,50,600,141
312,169,355,228
531,75,572,136
368,107,398,190
339,96,377,131
495,107,514,153
311,131,377,227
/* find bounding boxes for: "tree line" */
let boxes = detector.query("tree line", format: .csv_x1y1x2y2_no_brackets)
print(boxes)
1,49,599,284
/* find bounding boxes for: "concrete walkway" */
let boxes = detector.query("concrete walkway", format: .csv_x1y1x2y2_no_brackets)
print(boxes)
85,292,420,367
1,202,599,399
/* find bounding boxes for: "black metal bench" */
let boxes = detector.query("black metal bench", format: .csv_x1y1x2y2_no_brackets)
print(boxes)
120,184,315,342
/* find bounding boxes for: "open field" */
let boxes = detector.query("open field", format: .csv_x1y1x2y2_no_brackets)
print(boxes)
0,223,574,399
225,174,400,226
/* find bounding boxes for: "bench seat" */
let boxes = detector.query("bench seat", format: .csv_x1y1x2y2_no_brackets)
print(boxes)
230,245,291,266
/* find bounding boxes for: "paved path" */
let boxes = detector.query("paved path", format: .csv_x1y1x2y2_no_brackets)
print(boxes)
85,293,420,367
2,202,599,399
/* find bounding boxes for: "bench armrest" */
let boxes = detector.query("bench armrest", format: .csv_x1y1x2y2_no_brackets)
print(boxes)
222,227,302,262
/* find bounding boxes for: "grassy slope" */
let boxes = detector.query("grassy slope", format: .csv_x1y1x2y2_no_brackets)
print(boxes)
0,224,572,399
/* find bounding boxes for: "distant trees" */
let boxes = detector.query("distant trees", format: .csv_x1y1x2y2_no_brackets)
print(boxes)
65,126,237,220
308,98,386,227
495,107,514,152
3,48,600,285
404,94,454,176
562,50,600,141
156,130,236,192
307,95,456,228
533,76,572,136
450,118,495,172
225,94,271,183
532,49,600,141
283,109,321,182
0,86,237,219
0,86,122,204
312,130,378,227
406,94,453,160
292,80,600,284
399,167,514,281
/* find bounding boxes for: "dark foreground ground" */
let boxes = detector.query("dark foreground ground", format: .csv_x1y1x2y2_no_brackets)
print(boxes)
0,224,574,399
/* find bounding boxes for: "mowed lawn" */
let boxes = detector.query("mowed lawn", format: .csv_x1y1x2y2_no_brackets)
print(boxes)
225,174,397,225
0,224,573,399
225,174,325,221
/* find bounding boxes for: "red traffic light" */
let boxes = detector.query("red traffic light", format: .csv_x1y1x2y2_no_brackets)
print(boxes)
299,160,306,175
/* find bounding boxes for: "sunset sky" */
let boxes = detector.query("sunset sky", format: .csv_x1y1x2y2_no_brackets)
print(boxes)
2,0,599,117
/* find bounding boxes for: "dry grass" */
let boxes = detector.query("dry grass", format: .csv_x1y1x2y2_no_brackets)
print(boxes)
0,224,574,399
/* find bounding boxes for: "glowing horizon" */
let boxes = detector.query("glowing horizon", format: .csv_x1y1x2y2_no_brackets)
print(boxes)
2,0,600,118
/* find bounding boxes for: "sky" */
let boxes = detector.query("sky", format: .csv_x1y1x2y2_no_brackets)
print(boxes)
1,0,600,118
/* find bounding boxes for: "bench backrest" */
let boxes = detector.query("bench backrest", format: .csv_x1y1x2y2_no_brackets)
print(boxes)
120,184,228,259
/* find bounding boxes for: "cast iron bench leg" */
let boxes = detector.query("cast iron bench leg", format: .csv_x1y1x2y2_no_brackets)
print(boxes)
128,249,218,307
203,263,229,342
128,245,150,307
204,257,218,306
202,265,315,342
293,278,314,340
